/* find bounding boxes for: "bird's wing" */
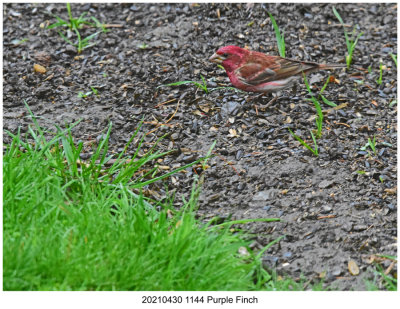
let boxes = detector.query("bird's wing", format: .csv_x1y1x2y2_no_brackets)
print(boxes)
236,54,319,85
273,58,318,79
235,63,277,85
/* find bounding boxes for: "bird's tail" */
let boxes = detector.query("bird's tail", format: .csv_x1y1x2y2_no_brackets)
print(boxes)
319,63,346,70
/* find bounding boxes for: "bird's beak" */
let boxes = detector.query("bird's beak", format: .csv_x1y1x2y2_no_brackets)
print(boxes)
209,53,225,64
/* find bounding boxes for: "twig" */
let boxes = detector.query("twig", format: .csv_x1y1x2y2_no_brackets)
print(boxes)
334,121,350,128
317,215,336,220
145,100,181,136
155,98,177,108
103,24,123,28
384,261,396,276
165,100,180,124
214,153,241,176
331,23,352,27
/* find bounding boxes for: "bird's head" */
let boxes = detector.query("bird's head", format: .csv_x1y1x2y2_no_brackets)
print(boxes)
209,45,249,71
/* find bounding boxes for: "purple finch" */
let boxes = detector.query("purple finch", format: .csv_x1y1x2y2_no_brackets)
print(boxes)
209,45,345,94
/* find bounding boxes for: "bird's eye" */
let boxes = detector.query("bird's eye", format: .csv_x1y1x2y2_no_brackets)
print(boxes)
223,53,228,57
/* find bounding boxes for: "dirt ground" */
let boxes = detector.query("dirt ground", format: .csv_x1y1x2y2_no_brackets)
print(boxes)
3,3,397,290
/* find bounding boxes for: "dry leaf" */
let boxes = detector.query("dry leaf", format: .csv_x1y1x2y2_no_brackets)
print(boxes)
348,259,360,276
198,104,210,113
384,187,396,195
193,110,203,117
228,128,238,138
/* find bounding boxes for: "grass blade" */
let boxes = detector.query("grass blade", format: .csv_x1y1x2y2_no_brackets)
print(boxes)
390,53,397,67
288,128,318,156
268,12,285,57
158,80,199,88
320,95,337,107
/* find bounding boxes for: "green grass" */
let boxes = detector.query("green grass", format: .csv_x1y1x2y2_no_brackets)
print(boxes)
78,86,98,99
288,128,318,157
360,135,377,156
268,11,285,57
376,62,383,85
288,74,325,157
332,7,363,69
390,53,397,67
319,76,338,107
3,103,304,291
158,75,244,94
137,43,149,49
158,75,210,94
47,3,107,53
366,256,397,291
11,38,29,46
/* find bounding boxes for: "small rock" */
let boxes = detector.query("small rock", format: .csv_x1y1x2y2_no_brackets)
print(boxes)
283,252,293,259
252,189,278,201
236,149,243,160
34,51,52,65
80,153,91,160
238,246,250,257
332,268,342,277
353,225,368,232
170,133,179,140
319,179,335,189
262,255,279,269
130,5,140,11
256,130,266,139
65,45,77,54
35,85,51,97
386,203,396,211
221,101,241,117
182,155,197,163
320,206,332,214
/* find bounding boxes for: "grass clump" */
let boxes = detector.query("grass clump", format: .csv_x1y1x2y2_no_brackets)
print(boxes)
158,75,210,94
360,135,377,156
332,7,363,69
288,74,324,157
376,61,384,85
47,3,108,53
158,75,243,95
365,255,397,291
4,103,291,291
78,86,98,99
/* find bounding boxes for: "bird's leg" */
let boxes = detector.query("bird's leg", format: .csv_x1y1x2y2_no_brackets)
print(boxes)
245,93,264,103
262,96,278,109
291,82,297,95
256,92,280,111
